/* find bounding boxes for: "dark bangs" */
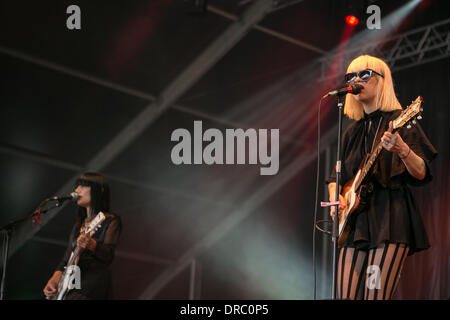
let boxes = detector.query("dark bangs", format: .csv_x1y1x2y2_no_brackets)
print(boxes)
75,173,105,188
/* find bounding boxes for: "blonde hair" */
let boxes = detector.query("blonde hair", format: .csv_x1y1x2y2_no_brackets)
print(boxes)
344,55,402,120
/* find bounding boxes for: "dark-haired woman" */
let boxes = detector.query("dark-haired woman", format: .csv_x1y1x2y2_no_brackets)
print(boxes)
43,173,121,300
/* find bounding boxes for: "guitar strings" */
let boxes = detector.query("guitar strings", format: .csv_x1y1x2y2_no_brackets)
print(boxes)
364,116,383,167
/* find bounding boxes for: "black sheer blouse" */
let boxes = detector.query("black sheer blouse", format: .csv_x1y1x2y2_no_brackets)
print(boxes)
56,213,121,299
326,109,438,255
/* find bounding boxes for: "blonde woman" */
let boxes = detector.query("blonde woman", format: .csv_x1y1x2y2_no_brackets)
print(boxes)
326,55,437,300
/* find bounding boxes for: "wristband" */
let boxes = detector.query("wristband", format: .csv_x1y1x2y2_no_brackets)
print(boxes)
399,145,411,159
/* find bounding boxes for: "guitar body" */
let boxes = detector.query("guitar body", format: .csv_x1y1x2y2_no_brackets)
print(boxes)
55,253,78,300
338,168,362,248
337,155,375,248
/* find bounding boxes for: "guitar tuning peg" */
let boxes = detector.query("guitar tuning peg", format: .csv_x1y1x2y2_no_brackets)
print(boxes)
407,123,412,129
417,114,422,120
412,119,417,125
420,108,423,112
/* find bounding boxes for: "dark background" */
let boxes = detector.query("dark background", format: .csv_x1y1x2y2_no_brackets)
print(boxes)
0,0,448,299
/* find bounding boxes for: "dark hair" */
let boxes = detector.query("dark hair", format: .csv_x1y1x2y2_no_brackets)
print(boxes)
75,172,110,220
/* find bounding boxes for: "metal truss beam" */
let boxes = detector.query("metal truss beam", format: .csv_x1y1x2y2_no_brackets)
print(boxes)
239,0,306,13
0,46,303,146
0,143,235,209
270,0,305,13
0,45,245,131
318,18,450,82
1,0,274,262
207,3,325,54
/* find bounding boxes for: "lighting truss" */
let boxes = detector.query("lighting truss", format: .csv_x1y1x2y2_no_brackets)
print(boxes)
318,18,450,82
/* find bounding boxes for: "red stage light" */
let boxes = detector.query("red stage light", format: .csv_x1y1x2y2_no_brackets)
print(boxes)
345,15,359,27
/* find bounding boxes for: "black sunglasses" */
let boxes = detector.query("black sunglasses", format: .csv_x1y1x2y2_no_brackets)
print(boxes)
344,69,384,84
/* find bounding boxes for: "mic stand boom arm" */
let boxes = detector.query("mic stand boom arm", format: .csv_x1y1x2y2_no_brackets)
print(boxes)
0,198,68,300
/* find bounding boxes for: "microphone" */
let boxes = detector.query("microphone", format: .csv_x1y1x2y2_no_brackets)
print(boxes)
323,84,363,98
50,192,79,202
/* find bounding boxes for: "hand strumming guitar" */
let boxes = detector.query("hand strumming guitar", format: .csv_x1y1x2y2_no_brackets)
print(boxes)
43,270,62,300
328,182,348,220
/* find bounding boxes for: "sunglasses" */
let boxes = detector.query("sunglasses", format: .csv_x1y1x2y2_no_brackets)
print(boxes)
344,69,384,84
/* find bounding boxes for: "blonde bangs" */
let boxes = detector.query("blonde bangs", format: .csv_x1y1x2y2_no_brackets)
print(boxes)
344,55,402,120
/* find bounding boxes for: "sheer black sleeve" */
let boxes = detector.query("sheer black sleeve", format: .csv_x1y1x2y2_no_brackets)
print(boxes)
398,122,438,186
91,215,122,265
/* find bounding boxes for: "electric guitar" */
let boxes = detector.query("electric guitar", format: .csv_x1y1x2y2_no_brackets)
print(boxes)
52,211,105,300
337,96,424,247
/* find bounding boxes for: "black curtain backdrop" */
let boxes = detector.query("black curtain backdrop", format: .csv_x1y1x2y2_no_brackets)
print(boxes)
390,58,450,299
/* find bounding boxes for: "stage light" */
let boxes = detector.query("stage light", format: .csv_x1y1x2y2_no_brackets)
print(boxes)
345,15,359,27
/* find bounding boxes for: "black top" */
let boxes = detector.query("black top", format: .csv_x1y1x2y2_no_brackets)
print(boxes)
56,213,122,299
326,109,438,255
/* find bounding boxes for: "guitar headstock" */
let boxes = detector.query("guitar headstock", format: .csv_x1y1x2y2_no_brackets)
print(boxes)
85,211,106,234
392,96,423,130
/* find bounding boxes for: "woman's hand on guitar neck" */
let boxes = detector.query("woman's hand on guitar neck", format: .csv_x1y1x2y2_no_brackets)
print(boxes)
77,234,97,251
328,183,347,220
381,121,407,154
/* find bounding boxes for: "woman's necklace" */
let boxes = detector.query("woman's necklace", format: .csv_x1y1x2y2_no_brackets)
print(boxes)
364,116,383,160
80,216,92,232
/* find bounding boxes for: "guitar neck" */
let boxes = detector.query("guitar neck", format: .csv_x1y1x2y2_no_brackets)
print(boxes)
67,245,83,267
67,230,88,267
354,125,393,190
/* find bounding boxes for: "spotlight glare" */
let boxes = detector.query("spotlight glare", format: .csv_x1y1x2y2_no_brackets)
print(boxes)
345,15,359,27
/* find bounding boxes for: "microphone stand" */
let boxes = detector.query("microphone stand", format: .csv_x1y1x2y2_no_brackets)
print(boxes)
0,198,67,300
331,94,345,300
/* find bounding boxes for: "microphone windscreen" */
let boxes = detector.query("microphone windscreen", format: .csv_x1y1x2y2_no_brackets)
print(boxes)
70,192,79,200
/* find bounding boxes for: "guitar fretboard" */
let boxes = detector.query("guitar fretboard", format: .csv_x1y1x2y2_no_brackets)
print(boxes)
354,137,386,190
